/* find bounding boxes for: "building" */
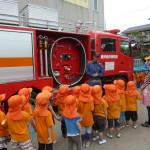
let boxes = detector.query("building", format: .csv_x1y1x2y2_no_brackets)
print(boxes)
122,24,150,58
17,0,105,32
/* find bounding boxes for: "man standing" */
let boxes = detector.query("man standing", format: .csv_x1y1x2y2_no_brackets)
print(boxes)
86,52,104,86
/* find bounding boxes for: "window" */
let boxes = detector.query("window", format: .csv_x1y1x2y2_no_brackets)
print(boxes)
93,0,98,11
91,38,95,50
120,40,131,56
101,38,116,52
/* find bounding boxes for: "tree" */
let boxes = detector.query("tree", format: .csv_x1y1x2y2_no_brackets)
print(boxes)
130,31,147,58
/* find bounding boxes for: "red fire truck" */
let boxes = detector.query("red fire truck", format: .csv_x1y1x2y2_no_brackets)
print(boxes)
0,25,133,106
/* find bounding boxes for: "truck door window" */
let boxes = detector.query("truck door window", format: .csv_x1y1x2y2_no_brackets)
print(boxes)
120,41,131,56
91,38,95,50
101,38,116,52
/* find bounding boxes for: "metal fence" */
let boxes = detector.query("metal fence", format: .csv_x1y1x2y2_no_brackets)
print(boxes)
134,59,142,67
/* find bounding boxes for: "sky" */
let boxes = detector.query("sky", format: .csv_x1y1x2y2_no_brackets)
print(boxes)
104,0,150,31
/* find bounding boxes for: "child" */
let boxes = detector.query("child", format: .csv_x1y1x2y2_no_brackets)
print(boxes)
56,85,69,138
114,80,126,129
18,87,36,141
125,81,142,128
42,86,60,121
73,86,80,99
103,84,121,138
6,95,35,150
77,83,94,147
0,94,9,150
62,95,82,150
73,86,80,106
18,87,33,115
33,91,55,150
91,85,108,145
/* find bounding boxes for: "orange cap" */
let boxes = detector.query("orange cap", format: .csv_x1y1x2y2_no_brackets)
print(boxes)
92,85,102,104
103,84,110,90
80,83,90,93
108,84,117,92
65,95,76,105
92,85,102,94
127,81,136,87
58,85,69,94
18,87,32,97
56,85,69,103
73,86,80,98
78,83,93,102
0,94,6,102
42,86,54,92
73,86,80,94
36,91,51,106
113,80,118,86
63,95,78,119
8,95,22,108
125,81,137,96
106,84,119,101
114,79,125,94
117,79,125,87
7,95,24,120
34,92,51,116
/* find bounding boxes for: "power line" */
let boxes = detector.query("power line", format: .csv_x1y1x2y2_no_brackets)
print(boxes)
107,6,150,17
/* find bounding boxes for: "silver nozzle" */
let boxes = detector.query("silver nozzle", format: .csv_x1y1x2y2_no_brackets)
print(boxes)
64,66,71,71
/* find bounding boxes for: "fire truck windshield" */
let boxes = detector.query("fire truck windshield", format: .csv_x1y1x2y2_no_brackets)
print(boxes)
101,38,116,52
120,40,131,57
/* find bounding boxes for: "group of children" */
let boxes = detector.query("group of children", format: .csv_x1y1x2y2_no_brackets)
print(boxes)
0,79,142,150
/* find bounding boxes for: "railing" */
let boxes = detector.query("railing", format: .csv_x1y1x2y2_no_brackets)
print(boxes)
134,59,142,67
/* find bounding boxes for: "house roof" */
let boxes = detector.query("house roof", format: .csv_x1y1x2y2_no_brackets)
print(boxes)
122,24,150,33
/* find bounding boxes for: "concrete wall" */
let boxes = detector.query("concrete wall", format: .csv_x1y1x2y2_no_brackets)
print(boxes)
18,0,104,32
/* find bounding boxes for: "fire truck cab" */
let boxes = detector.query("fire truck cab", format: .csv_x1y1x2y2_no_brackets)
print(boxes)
88,29,133,84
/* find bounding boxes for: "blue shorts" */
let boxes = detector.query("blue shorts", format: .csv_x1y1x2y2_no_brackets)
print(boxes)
119,112,126,123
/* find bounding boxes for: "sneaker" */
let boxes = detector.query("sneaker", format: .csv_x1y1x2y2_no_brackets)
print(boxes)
62,135,67,138
116,133,121,138
120,125,125,129
86,141,90,147
145,121,148,124
99,139,106,145
106,133,113,138
82,142,86,147
93,135,99,141
53,140,57,145
133,125,137,129
126,124,130,127
141,123,150,128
